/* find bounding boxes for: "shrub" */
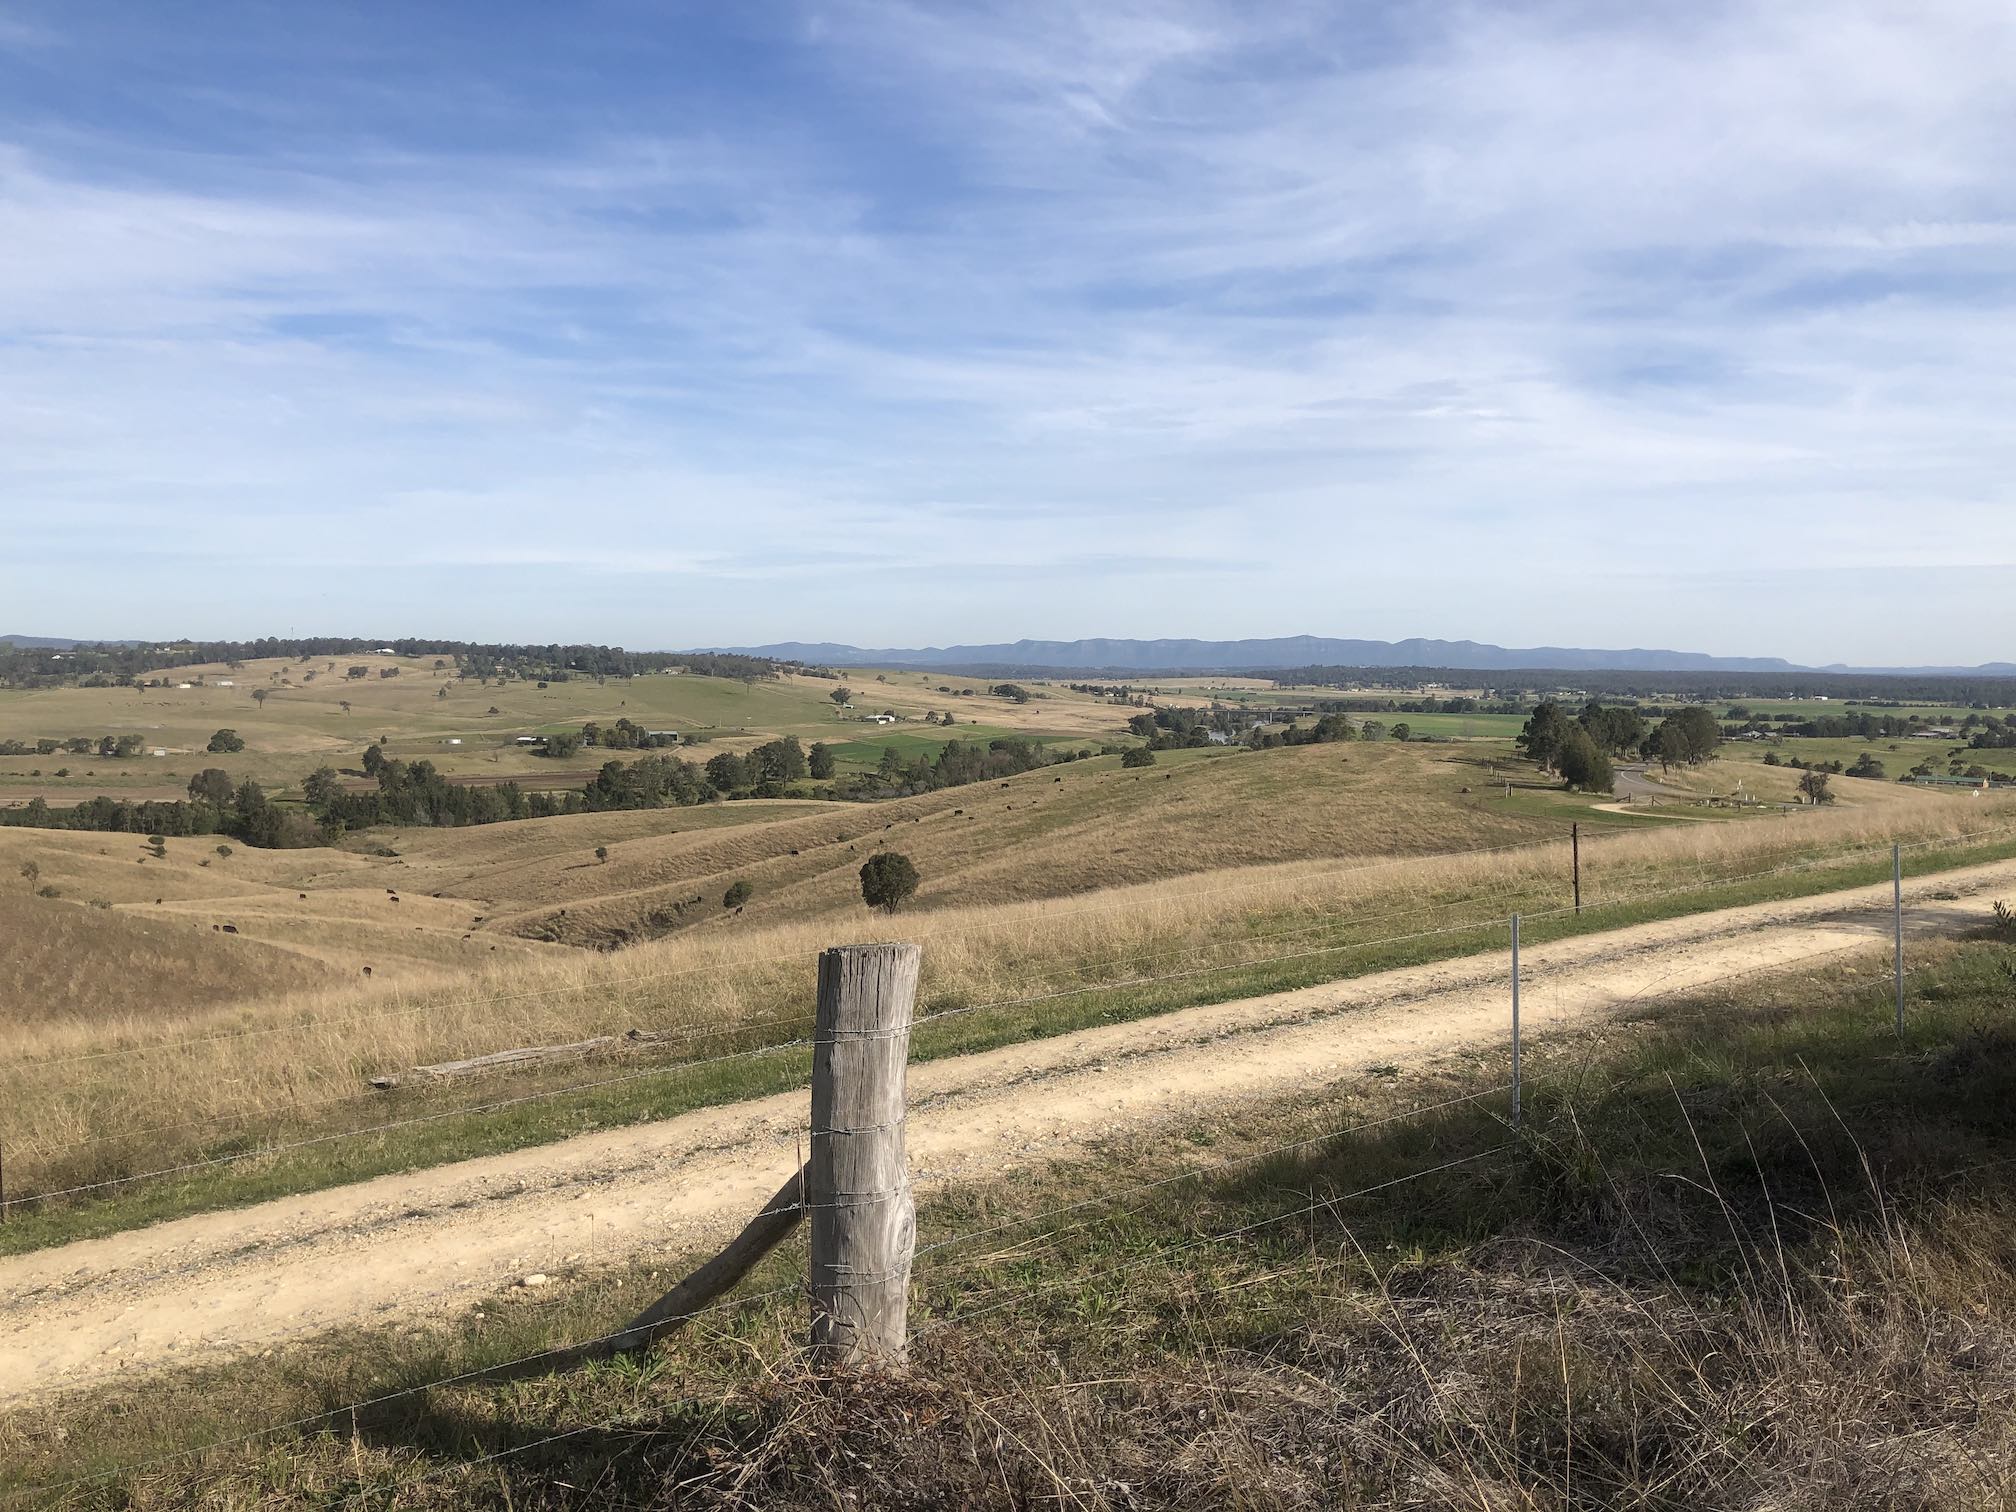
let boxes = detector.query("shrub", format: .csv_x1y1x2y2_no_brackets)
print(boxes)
723,880,753,909
859,852,920,913
1120,747,1157,769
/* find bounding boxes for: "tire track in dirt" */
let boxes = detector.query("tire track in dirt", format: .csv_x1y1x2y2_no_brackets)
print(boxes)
3,858,2013,1406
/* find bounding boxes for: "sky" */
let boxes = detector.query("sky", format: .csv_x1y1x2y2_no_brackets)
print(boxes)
2,1,2013,665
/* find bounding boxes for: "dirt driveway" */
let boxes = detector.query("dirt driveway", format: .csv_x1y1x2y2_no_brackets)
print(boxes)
3,857,2014,1406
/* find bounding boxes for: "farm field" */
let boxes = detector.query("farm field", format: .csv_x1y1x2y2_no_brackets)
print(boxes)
0,657,1128,808
1719,732,2016,782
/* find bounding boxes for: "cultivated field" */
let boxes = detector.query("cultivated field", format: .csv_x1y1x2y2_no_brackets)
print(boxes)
0,657,1129,807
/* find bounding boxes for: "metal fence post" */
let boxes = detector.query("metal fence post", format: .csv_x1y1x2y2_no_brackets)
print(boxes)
1572,822,1581,915
1510,913,1522,1129
809,941,920,1367
1894,842,1904,1036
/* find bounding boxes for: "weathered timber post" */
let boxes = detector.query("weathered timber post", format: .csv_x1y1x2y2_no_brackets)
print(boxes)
809,941,920,1367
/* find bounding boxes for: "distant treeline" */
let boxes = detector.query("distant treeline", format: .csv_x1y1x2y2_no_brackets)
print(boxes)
0,734,1098,848
1270,665,2016,706
0,639,777,690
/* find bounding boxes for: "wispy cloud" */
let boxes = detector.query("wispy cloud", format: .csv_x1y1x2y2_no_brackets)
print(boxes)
1,0,2012,659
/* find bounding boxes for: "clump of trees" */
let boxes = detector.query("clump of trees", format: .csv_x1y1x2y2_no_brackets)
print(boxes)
1518,700,1717,791
828,736,1072,801
1646,707,1721,769
0,734,146,758
1121,746,1157,768
703,738,809,798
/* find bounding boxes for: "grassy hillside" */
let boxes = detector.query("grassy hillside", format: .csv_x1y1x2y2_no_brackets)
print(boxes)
13,934,2016,1508
468,741,1662,947
3,772,2005,1249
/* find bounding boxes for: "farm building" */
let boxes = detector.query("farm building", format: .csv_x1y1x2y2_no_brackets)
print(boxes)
513,735,543,745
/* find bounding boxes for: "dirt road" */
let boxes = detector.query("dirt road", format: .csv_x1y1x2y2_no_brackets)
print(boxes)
4,858,2013,1407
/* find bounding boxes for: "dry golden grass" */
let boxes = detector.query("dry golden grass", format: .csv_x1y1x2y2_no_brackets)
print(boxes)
3,774,2007,1204
0,888,329,1027
475,743,1637,946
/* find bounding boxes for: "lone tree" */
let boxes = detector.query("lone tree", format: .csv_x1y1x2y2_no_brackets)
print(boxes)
595,845,610,864
1798,769,1835,805
859,852,920,913
19,860,38,890
206,728,245,753
1120,746,1156,768
809,741,836,778
830,686,853,708
723,879,754,909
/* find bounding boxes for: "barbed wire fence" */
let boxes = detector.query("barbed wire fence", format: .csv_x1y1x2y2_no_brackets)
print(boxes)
4,820,2003,1216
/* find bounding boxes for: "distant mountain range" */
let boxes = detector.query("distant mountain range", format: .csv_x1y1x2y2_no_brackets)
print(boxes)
709,636,2016,678
0,633,144,649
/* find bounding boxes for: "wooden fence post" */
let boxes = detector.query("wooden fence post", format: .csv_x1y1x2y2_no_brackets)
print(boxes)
809,941,920,1368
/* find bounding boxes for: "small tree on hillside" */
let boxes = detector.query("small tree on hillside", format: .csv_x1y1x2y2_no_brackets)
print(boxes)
831,686,853,708
206,728,245,753
19,860,38,890
1798,769,1834,805
1121,746,1156,768
809,742,836,779
595,845,609,864
723,879,754,909
859,852,920,913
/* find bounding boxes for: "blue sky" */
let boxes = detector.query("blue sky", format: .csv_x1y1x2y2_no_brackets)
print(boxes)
2,1,2013,664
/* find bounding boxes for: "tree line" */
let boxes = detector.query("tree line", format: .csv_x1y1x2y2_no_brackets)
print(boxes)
0,639,777,690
